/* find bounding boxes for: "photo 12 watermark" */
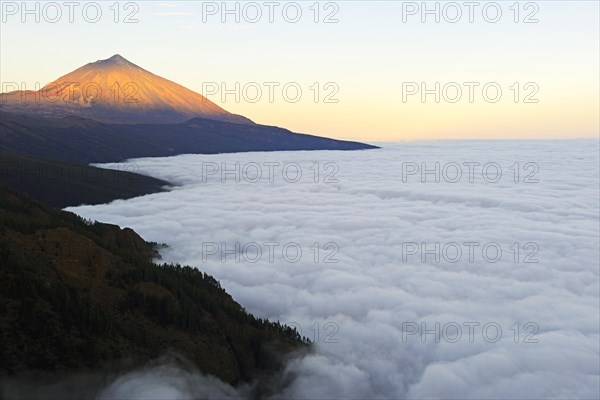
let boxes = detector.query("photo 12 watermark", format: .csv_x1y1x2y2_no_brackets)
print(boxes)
198,1,340,24
401,321,540,343
286,321,340,343
400,161,539,184
201,81,340,104
201,241,340,264
199,161,340,184
225,320,340,344
400,1,540,24
1,81,142,105
1,1,140,23
1,160,142,185
401,82,540,104
401,241,540,264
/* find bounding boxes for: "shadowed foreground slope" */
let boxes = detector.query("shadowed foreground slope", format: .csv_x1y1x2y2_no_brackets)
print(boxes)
0,185,308,393
0,151,170,208
0,112,377,206
0,112,378,164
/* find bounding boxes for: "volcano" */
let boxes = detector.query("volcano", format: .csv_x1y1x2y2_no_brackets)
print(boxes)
0,54,252,124
1,54,378,206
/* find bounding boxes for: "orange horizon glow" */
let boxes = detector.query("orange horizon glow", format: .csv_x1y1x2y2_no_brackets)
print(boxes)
1,2,598,141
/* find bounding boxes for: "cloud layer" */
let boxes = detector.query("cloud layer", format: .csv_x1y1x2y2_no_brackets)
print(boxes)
68,140,600,399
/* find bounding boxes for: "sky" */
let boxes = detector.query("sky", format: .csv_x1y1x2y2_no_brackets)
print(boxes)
1,1,599,141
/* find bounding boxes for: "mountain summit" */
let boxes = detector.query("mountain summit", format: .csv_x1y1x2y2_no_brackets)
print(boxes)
101,53,130,65
0,54,252,125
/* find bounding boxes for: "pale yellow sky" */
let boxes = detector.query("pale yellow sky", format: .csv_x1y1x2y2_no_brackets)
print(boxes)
1,1,598,141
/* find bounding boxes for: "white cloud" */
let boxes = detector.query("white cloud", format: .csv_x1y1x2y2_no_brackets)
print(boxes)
68,140,600,399
98,359,246,400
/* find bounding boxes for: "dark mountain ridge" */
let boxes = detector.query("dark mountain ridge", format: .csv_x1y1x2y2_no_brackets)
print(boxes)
0,150,170,208
0,185,309,395
0,112,377,165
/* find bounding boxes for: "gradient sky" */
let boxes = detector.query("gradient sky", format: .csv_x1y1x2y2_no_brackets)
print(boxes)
1,1,598,141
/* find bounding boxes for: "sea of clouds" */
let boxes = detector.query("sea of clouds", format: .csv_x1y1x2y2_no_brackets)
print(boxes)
67,140,599,399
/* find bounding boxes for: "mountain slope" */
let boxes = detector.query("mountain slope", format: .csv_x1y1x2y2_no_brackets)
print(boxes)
0,150,170,208
0,55,251,125
0,112,378,165
0,185,308,391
